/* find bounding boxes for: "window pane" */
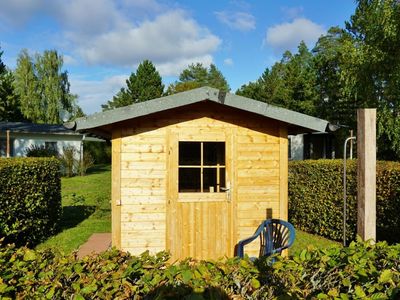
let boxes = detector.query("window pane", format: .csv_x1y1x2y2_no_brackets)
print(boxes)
204,142,225,165
203,167,226,192
179,142,201,165
179,168,201,192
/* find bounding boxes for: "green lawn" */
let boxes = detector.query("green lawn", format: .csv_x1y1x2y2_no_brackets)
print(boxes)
37,164,339,255
36,165,111,254
291,230,341,255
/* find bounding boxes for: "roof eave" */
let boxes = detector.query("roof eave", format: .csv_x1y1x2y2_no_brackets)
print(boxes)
71,86,331,135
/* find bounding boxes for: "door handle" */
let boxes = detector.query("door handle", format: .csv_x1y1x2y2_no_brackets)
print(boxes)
222,182,231,201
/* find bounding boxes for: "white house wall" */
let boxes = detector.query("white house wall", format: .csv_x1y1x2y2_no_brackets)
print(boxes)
289,134,304,160
0,132,82,158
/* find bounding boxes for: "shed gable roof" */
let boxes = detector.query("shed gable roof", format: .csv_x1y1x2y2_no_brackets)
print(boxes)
67,86,332,137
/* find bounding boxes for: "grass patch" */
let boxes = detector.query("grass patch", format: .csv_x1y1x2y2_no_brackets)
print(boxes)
291,230,341,255
37,164,111,254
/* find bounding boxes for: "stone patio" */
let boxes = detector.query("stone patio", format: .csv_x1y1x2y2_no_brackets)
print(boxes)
77,233,111,258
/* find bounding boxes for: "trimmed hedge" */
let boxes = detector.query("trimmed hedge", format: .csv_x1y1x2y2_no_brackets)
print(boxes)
289,159,400,243
0,158,62,246
0,240,399,299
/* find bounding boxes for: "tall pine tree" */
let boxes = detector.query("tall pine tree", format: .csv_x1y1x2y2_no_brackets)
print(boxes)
0,47,24,121
102,60,164,111
166,63,230,94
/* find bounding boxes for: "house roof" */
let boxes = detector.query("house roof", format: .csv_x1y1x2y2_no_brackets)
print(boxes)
66,86,334,138
0,121,103,141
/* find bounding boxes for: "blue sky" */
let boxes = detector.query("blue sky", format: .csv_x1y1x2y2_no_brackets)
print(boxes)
0,0,356,114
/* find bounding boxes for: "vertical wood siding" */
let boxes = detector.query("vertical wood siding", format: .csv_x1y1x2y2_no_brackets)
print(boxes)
111,103,286,259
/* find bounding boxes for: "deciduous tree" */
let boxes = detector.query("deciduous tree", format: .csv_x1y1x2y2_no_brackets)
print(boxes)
14,49,77,124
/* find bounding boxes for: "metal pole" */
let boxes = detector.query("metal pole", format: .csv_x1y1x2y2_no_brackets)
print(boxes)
6,130,10,158
350,130,354,159
343,136,356,246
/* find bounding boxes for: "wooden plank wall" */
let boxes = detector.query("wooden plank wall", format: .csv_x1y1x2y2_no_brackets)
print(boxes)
235,124,281,257
119,127,167,254
113,103,286,258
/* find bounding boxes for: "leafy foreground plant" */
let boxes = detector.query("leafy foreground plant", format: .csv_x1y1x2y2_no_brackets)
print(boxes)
1,239,399,299
258,238,400,299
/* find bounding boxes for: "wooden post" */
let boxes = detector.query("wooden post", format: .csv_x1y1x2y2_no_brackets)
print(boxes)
6,130,10,158
357,109,376,242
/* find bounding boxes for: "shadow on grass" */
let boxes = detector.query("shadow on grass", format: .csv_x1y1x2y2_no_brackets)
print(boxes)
85,164,111,175
59,205,96,230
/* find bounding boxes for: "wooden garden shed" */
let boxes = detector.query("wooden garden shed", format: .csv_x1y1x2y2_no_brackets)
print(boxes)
68,87,331,260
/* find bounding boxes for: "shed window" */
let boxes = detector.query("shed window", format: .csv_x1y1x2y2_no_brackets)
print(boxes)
179,141,225,193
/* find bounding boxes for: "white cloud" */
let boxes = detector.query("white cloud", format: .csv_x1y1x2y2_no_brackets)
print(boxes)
280,6,304,20
69,10,221,74
52,0,124,36
0,0,44,26
224,58,233,66
215,11,255,32
265,18,325,53
70,74,128,114
63,54,78,66
156,55,213,77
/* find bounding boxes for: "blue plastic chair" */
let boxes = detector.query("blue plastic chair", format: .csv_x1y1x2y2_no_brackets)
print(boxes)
237,219,296,258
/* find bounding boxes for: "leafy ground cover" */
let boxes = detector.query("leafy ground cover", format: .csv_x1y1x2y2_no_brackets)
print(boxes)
37,164,338,255
2,240,399,299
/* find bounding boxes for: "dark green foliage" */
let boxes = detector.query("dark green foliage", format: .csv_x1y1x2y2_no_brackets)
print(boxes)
0,158,61,246
1,240,400,299
236,42,318,116
102,60,164,111
289,160,400,243
84,140,111,164
25,144,58,157
0,71,24,122
166,63,230,94
0,246,263,299
259,239,400,299
0,47,24,122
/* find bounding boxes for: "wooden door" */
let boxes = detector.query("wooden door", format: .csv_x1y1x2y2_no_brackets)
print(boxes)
166,128,235,260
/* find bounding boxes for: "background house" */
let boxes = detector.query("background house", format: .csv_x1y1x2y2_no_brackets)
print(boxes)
0,122,101,158
68,87,332,260
289,132,336,160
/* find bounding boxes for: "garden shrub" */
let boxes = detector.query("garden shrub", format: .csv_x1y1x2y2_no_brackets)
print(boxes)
259,239,400,299
0,157,61,246
59,146,76,177
0,240,399,299
289,159,400,243
25,144,58,157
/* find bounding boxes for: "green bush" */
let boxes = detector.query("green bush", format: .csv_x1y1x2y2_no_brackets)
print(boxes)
0,240,399,299
259,239,400,299
0,245,264,299
84,140,111,164
25,144,58,157
59,146,76,177
289,159,400,243
0,157,62,246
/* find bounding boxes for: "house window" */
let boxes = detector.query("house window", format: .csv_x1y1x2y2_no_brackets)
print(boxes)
45,141,58,153
178,141,226,193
